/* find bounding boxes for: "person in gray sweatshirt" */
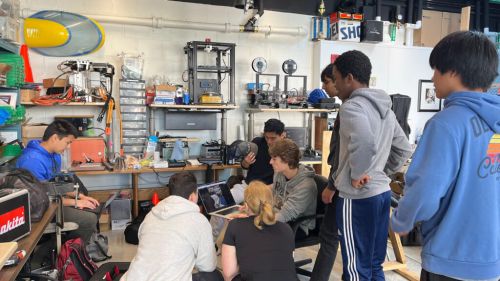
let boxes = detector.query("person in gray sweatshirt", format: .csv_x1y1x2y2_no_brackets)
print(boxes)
332,50,412,281
269,138,317,238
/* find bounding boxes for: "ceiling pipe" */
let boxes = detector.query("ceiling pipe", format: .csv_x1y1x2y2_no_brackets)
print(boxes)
21,9,306,37
475,0,481,31
404,0,422,46
375,0,382,21
407,0,414,24
483,0,490,33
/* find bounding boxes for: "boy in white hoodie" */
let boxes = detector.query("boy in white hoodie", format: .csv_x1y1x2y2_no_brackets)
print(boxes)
121,172,221,281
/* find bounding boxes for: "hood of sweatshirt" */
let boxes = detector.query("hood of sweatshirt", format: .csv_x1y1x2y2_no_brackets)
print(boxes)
445,91,500,134
286,164,315,189
350,88,392,119
151,195,200,220
25,140,53,157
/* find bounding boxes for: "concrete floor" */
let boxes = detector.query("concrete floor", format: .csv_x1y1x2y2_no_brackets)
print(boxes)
100,229,423,280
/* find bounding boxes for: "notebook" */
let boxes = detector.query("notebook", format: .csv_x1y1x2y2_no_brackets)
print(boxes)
198,181,242,219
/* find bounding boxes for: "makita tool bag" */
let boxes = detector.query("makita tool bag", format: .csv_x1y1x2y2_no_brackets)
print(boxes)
0,189,31,242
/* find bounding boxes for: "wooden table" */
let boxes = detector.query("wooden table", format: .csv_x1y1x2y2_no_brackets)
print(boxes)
76,164,241,217
0,203,58,281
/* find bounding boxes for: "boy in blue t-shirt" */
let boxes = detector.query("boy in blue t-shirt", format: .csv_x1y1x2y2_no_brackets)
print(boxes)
391,31,500,281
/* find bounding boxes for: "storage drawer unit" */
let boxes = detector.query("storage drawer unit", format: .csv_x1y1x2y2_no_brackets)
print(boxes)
119,79,148,157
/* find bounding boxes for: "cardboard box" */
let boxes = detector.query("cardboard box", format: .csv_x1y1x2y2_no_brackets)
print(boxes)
330,12,362,42
43,78,68,89
22,124,48,145
20,89,40,103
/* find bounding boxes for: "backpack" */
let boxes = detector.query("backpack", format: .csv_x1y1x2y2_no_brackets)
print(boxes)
0,168,50,222
57,238,98,281
86,233,112,262
124,213,145,245
124,201,152,245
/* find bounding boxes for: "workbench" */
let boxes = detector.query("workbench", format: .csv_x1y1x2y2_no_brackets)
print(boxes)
76,164,240,217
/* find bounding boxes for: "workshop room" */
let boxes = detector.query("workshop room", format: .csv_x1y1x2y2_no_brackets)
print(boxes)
0,0,499,280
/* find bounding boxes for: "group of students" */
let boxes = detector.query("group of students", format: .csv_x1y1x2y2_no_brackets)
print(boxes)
312,30,500,281
14,30,500,281
123,118,320,281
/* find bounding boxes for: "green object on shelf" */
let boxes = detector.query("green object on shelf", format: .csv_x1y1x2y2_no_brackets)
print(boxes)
0,105,26,125
0,53,24,87
3,144,22,157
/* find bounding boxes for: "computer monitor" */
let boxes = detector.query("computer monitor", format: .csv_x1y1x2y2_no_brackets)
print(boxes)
285,127,308,149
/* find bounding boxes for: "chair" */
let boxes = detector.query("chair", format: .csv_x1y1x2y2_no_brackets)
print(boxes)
289,174,328,277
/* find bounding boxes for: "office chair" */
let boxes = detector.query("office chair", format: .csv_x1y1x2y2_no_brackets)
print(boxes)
289,174,328,277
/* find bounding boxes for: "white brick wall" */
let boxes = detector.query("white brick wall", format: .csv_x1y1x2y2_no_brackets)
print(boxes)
21,0,315,189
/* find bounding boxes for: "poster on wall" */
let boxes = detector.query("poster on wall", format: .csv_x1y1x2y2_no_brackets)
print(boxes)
418,80,441,112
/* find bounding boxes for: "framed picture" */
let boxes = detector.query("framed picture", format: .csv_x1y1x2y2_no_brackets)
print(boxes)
0,92,17,108
418,80,441,112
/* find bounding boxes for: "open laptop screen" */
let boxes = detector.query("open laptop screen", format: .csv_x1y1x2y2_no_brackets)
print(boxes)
198,181,235,213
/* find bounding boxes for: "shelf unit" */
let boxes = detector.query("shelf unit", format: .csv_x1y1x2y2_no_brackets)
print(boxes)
0,39,19,54
149,104,238,143
246,107,334,143
0,38,22,166
21,102,106,106
184,41,236,105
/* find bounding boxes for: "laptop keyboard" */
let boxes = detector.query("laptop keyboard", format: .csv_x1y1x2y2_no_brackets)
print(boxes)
216,206,241,216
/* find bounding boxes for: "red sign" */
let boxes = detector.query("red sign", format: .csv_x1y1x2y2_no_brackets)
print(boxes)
0,206,26,235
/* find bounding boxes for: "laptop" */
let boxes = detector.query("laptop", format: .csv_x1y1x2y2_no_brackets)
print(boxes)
198,181,242,219
80,191,120,217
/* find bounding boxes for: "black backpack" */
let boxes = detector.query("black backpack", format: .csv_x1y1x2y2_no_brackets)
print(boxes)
0,168,50,222
124,213,146,245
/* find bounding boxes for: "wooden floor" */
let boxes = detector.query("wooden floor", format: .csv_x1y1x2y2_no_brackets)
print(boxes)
100,229,423,280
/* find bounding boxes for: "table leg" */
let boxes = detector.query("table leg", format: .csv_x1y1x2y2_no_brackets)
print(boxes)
132,174,139,218
247,112,254,141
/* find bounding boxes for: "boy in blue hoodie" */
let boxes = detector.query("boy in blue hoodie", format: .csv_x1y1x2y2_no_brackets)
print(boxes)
391,31,500,281
17,120,99,242
333,50,412,281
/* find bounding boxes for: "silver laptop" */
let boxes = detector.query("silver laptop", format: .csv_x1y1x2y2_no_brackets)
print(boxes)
198,181,242,219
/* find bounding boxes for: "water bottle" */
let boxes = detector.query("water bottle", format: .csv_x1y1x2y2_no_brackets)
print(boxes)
144,136,158,160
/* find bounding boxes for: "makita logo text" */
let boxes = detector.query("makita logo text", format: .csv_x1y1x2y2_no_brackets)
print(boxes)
0,207,26,235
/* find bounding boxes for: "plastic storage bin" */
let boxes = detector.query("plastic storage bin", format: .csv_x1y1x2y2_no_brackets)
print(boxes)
122,138,147,145
119,80,145,89
122,122,147,129
120,89,145,98
122,113,147,121
122,129,148,137
120,97,145,105
121,106,147,113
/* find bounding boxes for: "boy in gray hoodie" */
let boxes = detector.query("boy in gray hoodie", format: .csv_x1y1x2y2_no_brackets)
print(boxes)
269,139,317,237
332,50,412,281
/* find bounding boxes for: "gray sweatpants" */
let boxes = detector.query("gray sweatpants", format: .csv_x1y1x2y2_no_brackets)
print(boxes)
63,206,98,243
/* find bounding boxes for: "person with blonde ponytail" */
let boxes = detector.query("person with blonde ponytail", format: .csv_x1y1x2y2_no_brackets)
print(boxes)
221,181,298,281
